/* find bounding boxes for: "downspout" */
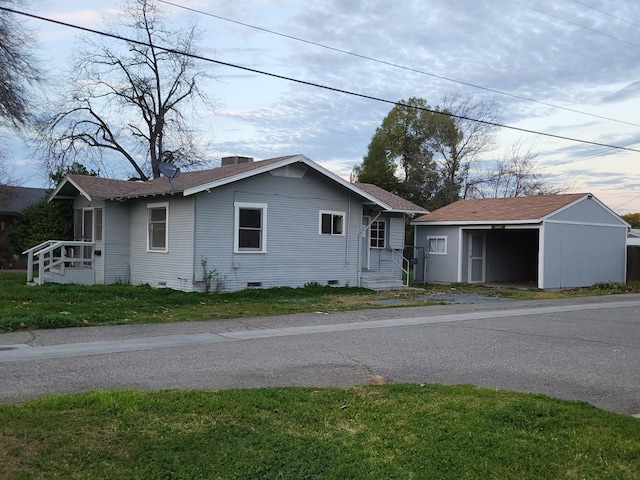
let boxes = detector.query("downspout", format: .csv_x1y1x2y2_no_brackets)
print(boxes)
192,195,197,290
345,193,350,265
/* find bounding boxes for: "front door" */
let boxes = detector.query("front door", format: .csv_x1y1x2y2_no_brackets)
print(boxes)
468,234,485,283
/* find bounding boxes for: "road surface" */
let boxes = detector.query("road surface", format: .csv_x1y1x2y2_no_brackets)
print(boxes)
1,294,639,414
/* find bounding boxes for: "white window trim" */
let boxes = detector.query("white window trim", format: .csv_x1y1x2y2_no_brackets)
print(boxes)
94,207,103,242
234,202,268,253
319,210,346,236
427,235,447,255
370,220,386,249
147,202,169,253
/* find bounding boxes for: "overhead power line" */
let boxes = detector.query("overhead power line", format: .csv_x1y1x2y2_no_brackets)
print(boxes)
157,0,640,130
568,0,640,29
508,0,640,49
4,6,640,156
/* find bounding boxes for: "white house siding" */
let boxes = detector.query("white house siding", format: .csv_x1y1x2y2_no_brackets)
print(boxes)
413,225,460,283
193,169,361,291
542,222,627,288
128,196,195,290
102,201,130,284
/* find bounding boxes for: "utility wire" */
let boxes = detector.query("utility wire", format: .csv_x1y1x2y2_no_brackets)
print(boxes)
508,0,640,49
5,6,640,156
567,0,640,29
156,0,640,130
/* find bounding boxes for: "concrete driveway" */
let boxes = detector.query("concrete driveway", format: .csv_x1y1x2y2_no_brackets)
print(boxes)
1,294,639,415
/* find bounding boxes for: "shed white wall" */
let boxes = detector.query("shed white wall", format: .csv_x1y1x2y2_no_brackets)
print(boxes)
542,196,627,288
129,196,195,290
542,222,627,288
192,168,361,291
413,225,460,283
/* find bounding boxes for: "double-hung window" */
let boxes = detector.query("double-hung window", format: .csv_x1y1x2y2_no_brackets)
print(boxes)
235,202,267,253
370,220,386,248
148,203,168,252
319,211,344,235
427,236,447,255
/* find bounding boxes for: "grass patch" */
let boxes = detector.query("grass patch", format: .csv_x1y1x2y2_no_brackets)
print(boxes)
1,273,639,331
0,385,638,479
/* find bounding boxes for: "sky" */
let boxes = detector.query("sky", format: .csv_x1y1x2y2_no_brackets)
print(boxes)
3,0,640,213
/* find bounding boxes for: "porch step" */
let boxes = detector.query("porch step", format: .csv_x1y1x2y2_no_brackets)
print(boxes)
360,272,406,291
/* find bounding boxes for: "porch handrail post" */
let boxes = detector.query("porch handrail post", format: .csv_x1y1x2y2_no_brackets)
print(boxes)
26,250,34,283
38,251,45,285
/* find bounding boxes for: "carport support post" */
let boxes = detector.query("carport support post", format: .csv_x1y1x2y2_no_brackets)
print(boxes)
537,223,545,289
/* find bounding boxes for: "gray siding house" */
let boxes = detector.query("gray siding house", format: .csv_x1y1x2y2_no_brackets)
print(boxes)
38,155,426,291
412,193,628,289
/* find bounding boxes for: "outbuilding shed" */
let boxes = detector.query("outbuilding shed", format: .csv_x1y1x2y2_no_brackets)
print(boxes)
411,193,628,289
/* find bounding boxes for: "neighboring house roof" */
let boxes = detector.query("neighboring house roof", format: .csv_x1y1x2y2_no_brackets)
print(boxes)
354,183,427,214
51,155,428,214
412,193,596,224
629,229,640,238
0,186,49,215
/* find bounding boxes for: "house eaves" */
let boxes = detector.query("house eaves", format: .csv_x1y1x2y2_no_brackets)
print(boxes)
410,219,544,226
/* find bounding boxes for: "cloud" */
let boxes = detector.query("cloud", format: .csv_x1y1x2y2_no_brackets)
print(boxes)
602,81,640,103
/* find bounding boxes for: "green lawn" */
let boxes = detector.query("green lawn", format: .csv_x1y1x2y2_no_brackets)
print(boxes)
1,272,639,332
1,385,638,479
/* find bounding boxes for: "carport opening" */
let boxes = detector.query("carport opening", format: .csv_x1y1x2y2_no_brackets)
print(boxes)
483,229,538,286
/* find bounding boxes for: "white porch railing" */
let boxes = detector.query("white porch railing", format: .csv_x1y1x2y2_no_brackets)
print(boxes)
23,240,95,285
390,248,410,287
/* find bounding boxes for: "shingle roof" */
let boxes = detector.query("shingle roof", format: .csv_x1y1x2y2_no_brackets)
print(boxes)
412,193,588,223
354,183,428,213
0,186,49,214
57,156,298,200
52,156,425,214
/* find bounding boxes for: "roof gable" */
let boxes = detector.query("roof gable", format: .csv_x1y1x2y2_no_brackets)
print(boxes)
412,194,589,224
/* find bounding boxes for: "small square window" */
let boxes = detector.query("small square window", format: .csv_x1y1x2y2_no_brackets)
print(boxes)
320,211,344,235
427,236,447,254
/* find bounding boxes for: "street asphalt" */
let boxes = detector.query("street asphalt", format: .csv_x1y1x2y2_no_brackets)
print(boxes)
1,293,639,415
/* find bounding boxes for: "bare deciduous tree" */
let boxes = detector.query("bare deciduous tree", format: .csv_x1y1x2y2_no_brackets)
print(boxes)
0,0,40,130
38,0,215,180
434,94,500,205
467,141,564,198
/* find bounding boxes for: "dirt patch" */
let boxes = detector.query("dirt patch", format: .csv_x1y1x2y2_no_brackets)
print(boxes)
374,293,512,305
